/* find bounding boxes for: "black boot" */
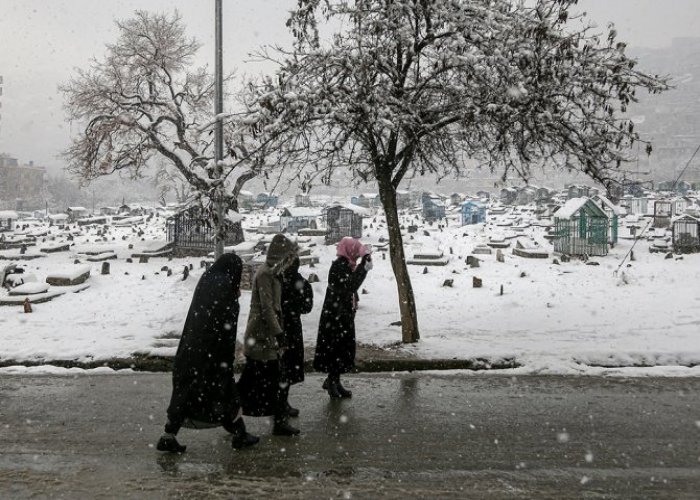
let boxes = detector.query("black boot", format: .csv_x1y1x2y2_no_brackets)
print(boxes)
156,433,186,453
273,415,300,436
336,379,352,399
286,401,300,418
230,418,259,449
326,379,342,399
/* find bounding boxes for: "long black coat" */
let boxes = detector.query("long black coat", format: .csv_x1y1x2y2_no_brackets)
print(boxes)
313,257,368,374
166,253,242,427
281,272,313,385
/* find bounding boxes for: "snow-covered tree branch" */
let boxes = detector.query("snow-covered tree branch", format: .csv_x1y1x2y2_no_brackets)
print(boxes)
251,0,670,343
60,10,275,221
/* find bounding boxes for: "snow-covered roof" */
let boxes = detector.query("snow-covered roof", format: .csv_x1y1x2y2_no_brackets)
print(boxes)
327,203,369,215
672,213,700,223
555,198,606,219
282,207,321,218
0,210,18,219
592,195,622,215
67,206,88,212
424,197,445,207
461,200,485,208
226,210,243,223
48,213,69,220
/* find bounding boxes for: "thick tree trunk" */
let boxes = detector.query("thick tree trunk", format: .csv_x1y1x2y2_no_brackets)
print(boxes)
377,177,420,343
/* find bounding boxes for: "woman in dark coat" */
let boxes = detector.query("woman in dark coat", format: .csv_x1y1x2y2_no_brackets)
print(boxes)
280,256,314,416
238,234,301,436
157,253,258,453
313,237,372,399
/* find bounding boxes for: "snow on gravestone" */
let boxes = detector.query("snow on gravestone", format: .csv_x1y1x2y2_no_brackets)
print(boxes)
45,265,91,286
8,282,50,296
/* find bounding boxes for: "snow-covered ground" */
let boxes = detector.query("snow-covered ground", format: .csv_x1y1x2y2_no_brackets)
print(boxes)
2,209,699,377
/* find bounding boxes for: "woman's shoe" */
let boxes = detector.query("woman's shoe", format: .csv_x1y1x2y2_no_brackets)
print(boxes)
336,381,352,399
156,433,186,453
229,418,260,449
286,402,300,418
273,421,301,436
326,380,342,399
232,431,260,449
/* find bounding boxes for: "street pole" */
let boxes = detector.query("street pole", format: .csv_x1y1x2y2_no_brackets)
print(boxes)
214,0,225,259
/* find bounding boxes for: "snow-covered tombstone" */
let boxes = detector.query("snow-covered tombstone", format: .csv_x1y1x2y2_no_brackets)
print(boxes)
250,0,669,343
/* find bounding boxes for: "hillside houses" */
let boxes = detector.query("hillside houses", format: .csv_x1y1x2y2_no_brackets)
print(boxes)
0,154,46,211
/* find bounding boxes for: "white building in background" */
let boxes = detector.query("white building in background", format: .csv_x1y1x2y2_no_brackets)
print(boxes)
0,154,47,211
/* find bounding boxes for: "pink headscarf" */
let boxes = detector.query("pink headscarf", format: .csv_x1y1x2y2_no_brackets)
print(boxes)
336,237,369,270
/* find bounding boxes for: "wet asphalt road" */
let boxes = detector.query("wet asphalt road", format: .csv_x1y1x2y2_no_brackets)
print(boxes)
0,372,699,499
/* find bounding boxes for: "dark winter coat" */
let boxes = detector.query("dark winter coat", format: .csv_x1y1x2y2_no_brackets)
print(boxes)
166,253,243,427
243,234,298,361
313,257,368,374
239,234,298,417
238,357,284,417
281,264,314,385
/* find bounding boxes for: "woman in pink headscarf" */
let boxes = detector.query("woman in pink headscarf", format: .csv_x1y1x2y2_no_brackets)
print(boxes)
313,237,372,398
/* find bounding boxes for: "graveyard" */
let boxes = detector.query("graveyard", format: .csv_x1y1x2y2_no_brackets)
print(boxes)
1,197,700,376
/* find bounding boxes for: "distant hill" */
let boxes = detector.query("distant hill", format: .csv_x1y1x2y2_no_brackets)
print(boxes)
628,38,700,184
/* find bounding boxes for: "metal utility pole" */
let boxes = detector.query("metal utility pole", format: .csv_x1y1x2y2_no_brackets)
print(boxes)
214,0,225,259
0,75,4,140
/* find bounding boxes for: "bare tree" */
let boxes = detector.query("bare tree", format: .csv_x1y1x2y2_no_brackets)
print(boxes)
153,164,192,206
252,0,669,343
60,10,265,242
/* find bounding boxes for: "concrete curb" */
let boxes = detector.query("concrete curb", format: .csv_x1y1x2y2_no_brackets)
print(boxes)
0,356,521,373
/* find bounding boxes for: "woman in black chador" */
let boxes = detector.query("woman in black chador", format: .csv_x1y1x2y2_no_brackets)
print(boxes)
280,256,314,416
313,237,372,398
157,253,259,453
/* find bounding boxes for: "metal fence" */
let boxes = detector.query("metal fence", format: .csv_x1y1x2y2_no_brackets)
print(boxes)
166,207,243,255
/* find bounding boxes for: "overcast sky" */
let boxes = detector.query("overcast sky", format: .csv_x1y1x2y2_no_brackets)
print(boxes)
1,0,699,173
